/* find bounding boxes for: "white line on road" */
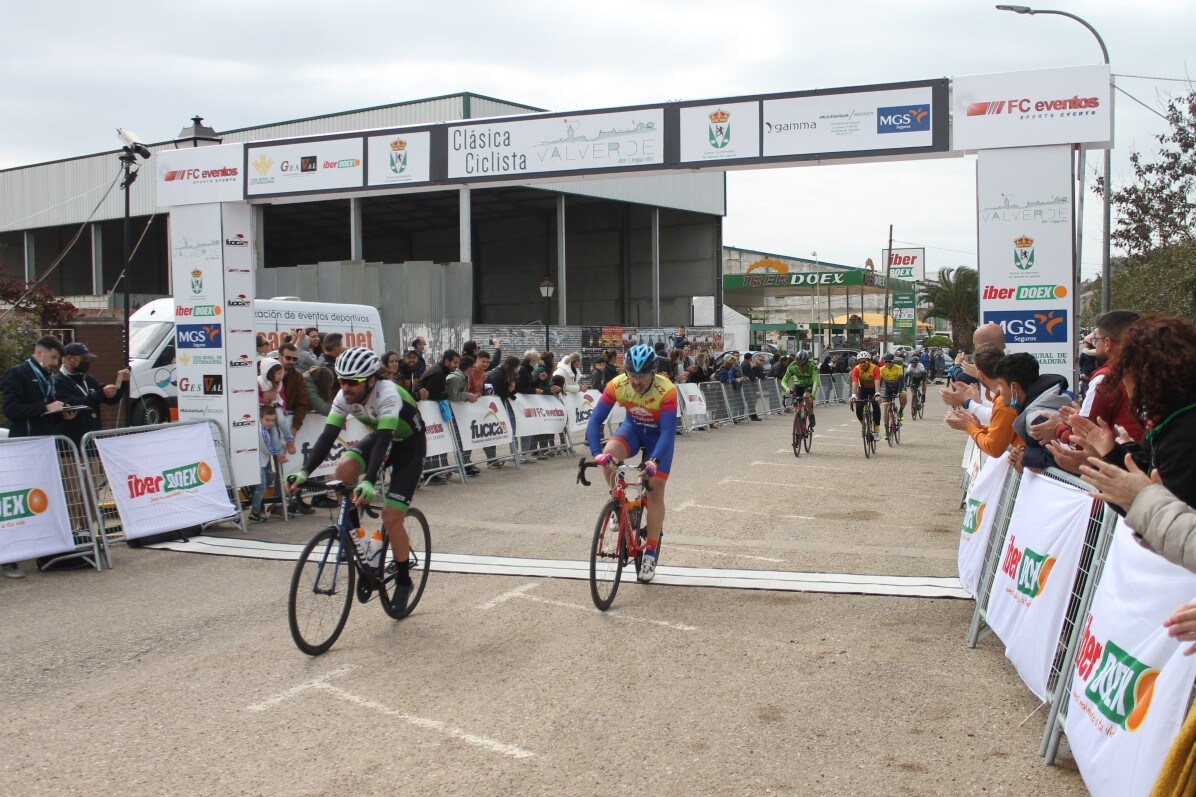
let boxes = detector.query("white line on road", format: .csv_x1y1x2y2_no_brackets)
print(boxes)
720,478,827,490
516,592,699,632
477,581,541,610
677,545,787,563
676,499,815,521
247,665,357,712
752,461,849,471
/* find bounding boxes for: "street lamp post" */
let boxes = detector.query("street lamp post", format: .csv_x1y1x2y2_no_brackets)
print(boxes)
539,278,555,353
996,5,1112,312
116,129,152,426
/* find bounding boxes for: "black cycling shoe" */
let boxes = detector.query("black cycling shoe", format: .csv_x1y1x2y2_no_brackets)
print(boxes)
388,575,413,614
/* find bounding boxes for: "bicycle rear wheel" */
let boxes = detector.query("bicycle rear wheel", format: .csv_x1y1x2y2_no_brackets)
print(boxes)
590,499,625,611
288,526,354,656
378,508,431,620
862,426,872,458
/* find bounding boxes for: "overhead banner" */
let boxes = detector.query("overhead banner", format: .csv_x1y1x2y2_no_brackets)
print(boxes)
366,130,432,188
564,391,600,434
977,145,1075,381
94,423,234,539
882,248,925,282
283,414,373,480
677,383,707,417
447,108,665,180
1066,520,1196,797
418,401,456,458
508,394,569,438
154,143,245,206
985,470,1091,700
246,136,365,197
958,454,1010,598
452,398,515,452
0,438,75,561
762,85,936,157
953,65,1112,152
678,101,761,163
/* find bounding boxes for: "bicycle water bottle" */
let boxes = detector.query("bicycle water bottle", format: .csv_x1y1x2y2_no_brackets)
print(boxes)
353,528,385,569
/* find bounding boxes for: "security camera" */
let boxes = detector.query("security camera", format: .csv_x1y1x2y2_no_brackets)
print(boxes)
116,128,152,160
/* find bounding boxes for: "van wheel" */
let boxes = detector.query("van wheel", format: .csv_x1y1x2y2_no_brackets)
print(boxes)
131,397,167,426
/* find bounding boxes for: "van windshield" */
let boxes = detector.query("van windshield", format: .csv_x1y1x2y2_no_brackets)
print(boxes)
130,321,173,360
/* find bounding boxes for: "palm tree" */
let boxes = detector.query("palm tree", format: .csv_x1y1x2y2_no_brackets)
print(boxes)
919,266,979,352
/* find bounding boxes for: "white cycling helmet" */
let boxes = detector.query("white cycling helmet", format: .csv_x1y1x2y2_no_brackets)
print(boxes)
857,351,873,361
334,346,381,379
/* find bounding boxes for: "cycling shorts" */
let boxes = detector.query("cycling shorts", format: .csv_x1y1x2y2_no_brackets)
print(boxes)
881,383,904,399
344,432,427,511
610,418,672,479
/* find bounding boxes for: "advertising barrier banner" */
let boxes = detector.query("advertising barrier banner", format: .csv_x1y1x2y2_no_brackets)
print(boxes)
958,453,1010,598
677,383,707,417
509,394,569,438
1066,521,1196,797
452,398,515,452
985,470,1091,700
282,415,372,480
419,401,455,458
0,438,75,561
95,424,234,539
565,391,601,434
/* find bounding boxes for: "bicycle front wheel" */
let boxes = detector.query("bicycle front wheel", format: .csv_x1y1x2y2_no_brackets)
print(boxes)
863,427,872,459
791,411,804,458
886,409,896,447
288,526,355,656
803,421,813,453
590,499,625,611
379,508,432,620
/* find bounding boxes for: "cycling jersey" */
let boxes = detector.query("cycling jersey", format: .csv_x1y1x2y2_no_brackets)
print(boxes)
328,379,422,440
781,362,818,394
586,373,678,476
879,364,904,387
852,363,879,389
906,363,927,382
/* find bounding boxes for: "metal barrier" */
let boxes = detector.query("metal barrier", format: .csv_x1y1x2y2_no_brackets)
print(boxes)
832,374,850,403
741,382,762,419
677,386,711,433
965,465,1024,648
726,383,750,422
760,378,785,416
81,420,247,567
0,435,104,572
450,399,519,477
699,382,733,427
816,375,835,406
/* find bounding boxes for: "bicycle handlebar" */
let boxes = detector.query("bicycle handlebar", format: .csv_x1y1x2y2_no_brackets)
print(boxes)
576,457,653,491
326,481,381,519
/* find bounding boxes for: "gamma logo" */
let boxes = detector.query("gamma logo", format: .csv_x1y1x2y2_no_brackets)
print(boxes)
877,104,930,134
1075,616,1158,732
0,488,49,523
983,310,1068,344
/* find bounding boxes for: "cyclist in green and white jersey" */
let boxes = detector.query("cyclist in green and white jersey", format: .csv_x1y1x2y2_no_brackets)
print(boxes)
781,350,818,428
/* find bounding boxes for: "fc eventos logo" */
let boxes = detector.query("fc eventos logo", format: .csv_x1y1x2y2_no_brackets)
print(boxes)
982,310,1068,344
877,104,930,134
176,324,222,349
0,488,49,523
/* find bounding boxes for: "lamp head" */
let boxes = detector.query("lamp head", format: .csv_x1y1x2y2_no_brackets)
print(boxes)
995,5,1034,13
116,128,152,159
539,278,555,299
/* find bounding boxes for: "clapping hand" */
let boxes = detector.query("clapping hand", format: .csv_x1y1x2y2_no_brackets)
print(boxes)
1164,601,1196,656
944,408,977,432
1028,412,1061,442
1079,453,1159,509
1068,415,1119,457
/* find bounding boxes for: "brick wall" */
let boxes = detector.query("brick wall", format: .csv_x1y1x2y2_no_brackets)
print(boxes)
68,319,128,429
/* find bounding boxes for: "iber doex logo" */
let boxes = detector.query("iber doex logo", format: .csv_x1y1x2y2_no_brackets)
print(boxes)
127,462,212,498
1076,615,1159,732
983,285,1068,301
0,488,49,521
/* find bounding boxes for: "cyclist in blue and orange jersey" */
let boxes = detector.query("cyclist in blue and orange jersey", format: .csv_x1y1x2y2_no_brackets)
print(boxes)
879,352,907,424
586,343,678,582
781,349,818,427
851,351,882,436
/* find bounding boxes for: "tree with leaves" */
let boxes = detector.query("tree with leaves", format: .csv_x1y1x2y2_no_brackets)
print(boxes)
919,266,979,352
0,274,79,329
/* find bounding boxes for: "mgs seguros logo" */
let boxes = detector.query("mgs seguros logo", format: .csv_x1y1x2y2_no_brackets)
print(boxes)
876,104,930,134
982,310,1068,345
176,324,221,349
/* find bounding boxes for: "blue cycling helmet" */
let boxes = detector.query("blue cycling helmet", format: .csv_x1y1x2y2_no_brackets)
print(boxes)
625,344,657,375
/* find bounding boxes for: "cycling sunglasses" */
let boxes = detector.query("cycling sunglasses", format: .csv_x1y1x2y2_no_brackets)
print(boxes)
337,376,368,386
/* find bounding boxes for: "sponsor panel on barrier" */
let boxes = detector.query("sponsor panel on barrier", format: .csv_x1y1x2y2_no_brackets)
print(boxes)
452,399,515,452
976,144,1074,380
957,453,1009,598
677,383,707,417
0,438,75,561
418,401,455,458
94,424,234,539
509,394,569,438
1065,520,1196,797
283,414,372,480
566,391,601,434
985,470,1091,700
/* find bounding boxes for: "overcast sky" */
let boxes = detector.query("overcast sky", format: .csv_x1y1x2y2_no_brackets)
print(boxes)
3,0,1192,280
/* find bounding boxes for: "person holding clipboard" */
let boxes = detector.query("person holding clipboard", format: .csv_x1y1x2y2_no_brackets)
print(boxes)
52,341,129,449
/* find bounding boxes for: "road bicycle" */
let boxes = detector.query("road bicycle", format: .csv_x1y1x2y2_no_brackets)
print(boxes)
577,458,654,611
850,397,879,458
790,390,813,457
910,381,925,420
882,394,902,446
287,483,431,655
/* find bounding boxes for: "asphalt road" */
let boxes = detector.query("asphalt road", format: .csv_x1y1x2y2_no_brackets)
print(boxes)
1,392,1087,796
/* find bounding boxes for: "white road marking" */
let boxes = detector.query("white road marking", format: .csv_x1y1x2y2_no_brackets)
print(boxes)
751,460,849,471
677,545,787,563
517,592,699,632
720,478,826,490
249,664,535,759
476,581,540,610
676,499,815,521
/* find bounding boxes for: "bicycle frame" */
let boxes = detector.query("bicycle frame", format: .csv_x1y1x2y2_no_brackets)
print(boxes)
311,489,377,595
578,459,650,559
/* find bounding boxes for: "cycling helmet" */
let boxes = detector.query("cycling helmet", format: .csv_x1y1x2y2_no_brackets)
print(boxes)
335,347,381,379
795,350,810,365
625,344,657,375
883,353,895,362
857,351,872,361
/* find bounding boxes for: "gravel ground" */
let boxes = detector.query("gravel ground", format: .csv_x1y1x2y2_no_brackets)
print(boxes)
0,392,1086,796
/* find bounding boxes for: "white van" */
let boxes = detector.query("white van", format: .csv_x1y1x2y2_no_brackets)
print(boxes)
127,297,384,425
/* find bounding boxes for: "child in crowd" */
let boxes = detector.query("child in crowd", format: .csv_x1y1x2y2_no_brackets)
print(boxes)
249,403,287,523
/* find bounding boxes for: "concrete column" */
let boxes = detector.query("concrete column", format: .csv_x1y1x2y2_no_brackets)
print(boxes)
651,207,660,327
556,195,566,326
23,231,34,281
349,197,363,261
90,223,103,295
459,187,472,263
251,204,265,275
